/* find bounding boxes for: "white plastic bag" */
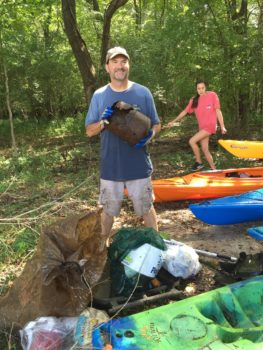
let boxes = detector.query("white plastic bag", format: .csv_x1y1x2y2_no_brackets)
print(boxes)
20,316,77,350
163,243,201,279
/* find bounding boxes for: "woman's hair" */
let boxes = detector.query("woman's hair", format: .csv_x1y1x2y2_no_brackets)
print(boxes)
191,79,207,108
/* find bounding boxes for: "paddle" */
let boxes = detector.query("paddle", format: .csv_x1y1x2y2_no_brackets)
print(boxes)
164,239,237,262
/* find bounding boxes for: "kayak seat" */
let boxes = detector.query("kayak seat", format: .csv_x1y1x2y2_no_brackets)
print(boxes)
225,172,240,178
197,279,263,343
225,172,262,178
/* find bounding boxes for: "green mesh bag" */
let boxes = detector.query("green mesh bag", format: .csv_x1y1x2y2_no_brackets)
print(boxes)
108,227,166,297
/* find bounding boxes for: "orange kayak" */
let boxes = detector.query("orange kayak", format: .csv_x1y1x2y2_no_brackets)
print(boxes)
152,167,263,202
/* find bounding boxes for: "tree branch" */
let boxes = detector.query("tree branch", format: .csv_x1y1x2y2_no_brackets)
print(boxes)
100,0,129,65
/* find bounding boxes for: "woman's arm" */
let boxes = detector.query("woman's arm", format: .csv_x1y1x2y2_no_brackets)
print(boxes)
152,123,161,134
167,110,188,127
216,109,227,134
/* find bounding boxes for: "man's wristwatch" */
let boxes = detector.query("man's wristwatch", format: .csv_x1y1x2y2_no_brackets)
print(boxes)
99,119,109,131
99,120,104,130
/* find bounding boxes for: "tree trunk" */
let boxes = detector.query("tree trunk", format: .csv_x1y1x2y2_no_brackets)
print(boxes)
61,0,96,102
3,63,17,152
133,0,142,28
100,0,129,66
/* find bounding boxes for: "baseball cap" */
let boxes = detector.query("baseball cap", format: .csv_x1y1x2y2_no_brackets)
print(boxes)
106,47,130,63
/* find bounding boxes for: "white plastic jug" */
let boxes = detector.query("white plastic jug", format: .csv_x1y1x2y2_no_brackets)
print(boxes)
122,243,165,278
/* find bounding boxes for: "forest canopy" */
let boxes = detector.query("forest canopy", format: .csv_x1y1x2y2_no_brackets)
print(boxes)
1,0,263,134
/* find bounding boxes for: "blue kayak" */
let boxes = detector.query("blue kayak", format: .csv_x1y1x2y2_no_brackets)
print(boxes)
189,188,263,225
247,226,263,240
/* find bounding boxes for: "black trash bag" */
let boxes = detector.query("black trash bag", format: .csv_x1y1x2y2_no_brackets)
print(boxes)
108,227,166,297
104,101,151,145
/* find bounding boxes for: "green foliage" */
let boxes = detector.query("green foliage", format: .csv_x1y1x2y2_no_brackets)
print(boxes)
0,0,84,120
11,229,38,255
107,0,263,134
0,114,98,225
0,113,85,146
0,236,14,263
1,0,263,137
0,227,37,264
0,116,100,304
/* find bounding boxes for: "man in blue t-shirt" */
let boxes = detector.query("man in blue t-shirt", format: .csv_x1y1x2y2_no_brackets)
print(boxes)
85,46,161,242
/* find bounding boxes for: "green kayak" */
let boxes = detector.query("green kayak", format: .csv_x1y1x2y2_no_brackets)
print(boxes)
92,275,263,349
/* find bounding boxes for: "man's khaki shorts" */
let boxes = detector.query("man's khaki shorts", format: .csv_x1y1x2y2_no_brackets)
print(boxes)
99,177,154,217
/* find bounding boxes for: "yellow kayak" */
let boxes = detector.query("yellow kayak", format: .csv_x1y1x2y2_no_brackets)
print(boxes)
218,139,263,158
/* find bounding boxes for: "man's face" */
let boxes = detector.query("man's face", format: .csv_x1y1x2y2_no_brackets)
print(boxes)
105,55,130,81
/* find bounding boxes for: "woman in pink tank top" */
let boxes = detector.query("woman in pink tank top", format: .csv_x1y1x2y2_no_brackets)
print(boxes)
167,80,227,171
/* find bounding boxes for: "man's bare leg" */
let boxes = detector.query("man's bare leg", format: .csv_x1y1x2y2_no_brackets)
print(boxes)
143,205,158,231
101,210,114,236
101,210,115,248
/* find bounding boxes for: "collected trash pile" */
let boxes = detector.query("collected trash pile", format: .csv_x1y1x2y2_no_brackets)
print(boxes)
0,210,108,349
20,308,110,350
107,227,201,297
18,241,185,350
1,210,263,349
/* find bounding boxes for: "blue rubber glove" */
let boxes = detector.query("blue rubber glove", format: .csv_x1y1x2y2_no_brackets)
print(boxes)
100,106,113,129
134,129,155,149
101,106,113,120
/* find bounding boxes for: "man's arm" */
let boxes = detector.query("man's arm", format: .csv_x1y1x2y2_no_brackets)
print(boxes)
85,97,113,137
86,121,104,137
85,92,104,137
